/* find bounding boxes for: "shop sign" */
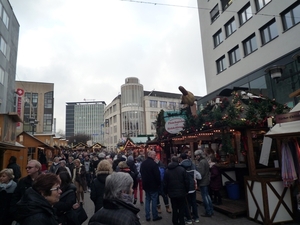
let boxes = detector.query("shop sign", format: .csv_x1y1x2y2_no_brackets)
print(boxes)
165,117,185,134
275,110,300,123
16,88,24,127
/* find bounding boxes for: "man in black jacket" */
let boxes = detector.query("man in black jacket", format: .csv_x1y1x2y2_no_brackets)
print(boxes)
7,156,21,182
140,150,162,221
164,156,189,225
10,160,41,218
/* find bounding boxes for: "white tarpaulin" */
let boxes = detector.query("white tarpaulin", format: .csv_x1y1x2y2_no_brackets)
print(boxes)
266,103,300,137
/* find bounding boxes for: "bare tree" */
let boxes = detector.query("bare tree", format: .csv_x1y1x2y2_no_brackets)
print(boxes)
68,133,91,145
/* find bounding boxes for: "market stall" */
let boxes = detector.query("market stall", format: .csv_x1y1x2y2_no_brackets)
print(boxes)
257,103,300,224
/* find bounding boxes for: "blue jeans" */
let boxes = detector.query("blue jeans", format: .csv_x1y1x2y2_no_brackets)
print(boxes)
145,191,159,220
199,186,213,216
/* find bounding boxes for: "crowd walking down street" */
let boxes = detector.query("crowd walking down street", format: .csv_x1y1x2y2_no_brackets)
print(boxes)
1,149,298,225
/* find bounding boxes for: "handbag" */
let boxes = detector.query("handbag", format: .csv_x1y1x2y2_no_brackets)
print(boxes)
65,204,88,225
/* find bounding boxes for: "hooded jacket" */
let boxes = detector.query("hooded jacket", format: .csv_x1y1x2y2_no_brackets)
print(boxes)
180,159,197,193
163,161,189,198
15,187,58,225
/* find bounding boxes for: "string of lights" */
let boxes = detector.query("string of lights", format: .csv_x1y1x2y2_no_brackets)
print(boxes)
119,0,285,18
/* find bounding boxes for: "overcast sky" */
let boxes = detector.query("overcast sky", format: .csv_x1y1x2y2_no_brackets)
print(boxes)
9,0,206,133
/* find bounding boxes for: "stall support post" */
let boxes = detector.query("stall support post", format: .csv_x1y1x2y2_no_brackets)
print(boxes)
246,130,256,176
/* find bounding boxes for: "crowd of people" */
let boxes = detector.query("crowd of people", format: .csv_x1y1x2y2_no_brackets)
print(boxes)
0,147,222,225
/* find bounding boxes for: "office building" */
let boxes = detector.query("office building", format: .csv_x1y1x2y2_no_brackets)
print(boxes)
0,0,19,113
197,0,300,107
15,81,54,134
65,101,106,144
104,77,194,151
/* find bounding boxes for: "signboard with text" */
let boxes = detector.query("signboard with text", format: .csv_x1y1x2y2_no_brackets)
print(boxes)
275,110,300,123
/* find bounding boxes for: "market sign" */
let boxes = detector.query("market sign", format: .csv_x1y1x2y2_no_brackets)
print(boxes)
275,110,300,123
16,88,24,128
165,117,185,134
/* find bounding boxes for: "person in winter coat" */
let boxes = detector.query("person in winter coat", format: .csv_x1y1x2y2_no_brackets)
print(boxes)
15,173,61,225
54,171,78,225
156,160,171,214
140,150,162,221
49,157,61,174
179,152,200,223
133,156,143,204
118,161,138,190
10,160,42,218
7,156,21,182
126,155,138,187
72,159,87,204
195,149,214,217
164,156,189,225
88,172,141,225
90,159,113,212
0,168,17,225
209,156,222,205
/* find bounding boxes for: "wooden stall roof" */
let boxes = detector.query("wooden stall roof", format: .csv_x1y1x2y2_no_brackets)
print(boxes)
0,141,24,151
17,131,54,149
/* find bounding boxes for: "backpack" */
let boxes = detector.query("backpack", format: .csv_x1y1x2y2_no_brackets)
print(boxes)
159,166,165,181
135,162,142,180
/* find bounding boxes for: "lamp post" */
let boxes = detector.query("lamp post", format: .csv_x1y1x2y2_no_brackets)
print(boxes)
265,53,300,106
29,117,38,135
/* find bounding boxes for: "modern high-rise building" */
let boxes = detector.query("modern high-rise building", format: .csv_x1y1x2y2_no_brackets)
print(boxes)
197,0,300,107
15,81,54,134
104,77,195,151
0,0,19,113
65,101,106,144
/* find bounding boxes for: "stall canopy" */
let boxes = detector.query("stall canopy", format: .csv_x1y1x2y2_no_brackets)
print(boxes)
266,103,300,137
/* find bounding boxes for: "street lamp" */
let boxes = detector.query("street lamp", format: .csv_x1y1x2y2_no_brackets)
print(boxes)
265,53,300,105
29,117,38,135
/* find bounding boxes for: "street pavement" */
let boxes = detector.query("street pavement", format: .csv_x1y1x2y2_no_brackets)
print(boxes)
82,192,260,225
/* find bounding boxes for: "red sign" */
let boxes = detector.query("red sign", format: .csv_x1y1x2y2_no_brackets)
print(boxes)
275,110,300,123
16,88,24,127
16,88,24,96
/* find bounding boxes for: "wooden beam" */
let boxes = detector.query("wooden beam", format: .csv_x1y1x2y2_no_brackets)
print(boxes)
289,88,300,98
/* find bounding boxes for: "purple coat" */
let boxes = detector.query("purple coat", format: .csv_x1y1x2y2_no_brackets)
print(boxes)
209,164,222,191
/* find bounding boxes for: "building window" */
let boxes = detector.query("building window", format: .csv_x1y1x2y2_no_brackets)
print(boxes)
44,91,53,108
225,17,236,38
260,19,278,45
216,55,226,74
255,0,271,11
243,33,257,56
281,1,300,31
221,0,233,11
150,100,158,108
238,3,253,26
43,114,52,132
0,67,4,84
2,9,9,29
150,111,157,119
228,46,240,66
160,101,167,108
32,93,38,107
210,4,220,23
113,104,116,112
168,102,176,110
0,36,6,56
213,29,223,47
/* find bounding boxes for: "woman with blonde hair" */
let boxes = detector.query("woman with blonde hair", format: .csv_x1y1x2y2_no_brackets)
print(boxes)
90,159,112,212
72,159,87,204
0,168,17,225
